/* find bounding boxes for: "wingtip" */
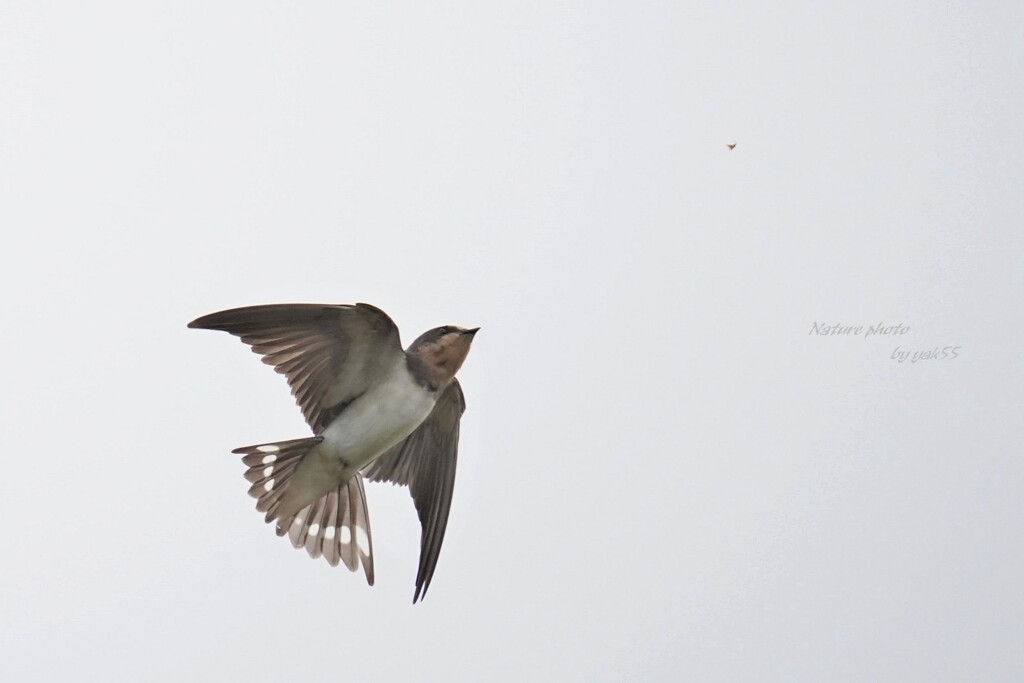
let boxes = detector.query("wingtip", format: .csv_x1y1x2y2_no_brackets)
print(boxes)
187,313,214,330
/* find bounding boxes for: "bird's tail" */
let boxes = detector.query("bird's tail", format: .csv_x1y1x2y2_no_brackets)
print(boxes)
233,437,374,584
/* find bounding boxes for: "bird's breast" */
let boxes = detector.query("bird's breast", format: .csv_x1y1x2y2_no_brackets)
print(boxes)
319,361,436,469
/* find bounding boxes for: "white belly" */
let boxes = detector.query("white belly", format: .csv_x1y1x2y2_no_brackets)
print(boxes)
319,362,436,469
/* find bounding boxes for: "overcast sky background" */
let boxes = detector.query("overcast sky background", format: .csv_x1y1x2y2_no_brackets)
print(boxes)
2,1,1022,681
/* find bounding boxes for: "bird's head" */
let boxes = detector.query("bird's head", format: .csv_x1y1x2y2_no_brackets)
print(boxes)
410,325,480,388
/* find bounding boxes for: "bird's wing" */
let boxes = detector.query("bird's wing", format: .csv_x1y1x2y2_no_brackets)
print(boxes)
363,378,466,603
189,303,402,433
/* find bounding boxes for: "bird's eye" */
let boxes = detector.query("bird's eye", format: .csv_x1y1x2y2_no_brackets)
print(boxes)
438,326,450,335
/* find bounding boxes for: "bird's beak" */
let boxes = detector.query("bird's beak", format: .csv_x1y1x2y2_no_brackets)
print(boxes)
463,327,481,337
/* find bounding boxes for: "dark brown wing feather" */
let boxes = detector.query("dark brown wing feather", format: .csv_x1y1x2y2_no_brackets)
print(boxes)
364,379,466,603
189,303,402,432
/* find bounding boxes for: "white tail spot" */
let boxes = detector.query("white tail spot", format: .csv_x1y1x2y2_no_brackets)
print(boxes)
256,445,280,453
355,527,370,555
263,478,275,492
308,523,320,536
324,527,336,539
262,466,274,477
261,454,276,465
340,527,352,544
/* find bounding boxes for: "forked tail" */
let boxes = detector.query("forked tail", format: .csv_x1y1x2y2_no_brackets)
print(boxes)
233,437,374,584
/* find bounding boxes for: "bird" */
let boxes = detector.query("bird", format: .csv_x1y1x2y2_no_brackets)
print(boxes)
188,303,479,603
727,141,737,150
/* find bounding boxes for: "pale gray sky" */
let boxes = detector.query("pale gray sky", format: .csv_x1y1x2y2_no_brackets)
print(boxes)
2,1,1022,681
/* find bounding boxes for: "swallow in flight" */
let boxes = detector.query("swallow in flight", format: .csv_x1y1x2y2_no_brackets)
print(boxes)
189,303,479,602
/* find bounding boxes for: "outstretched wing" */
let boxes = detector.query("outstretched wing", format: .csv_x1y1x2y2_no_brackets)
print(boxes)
364,378,466,603
189,303,402,433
